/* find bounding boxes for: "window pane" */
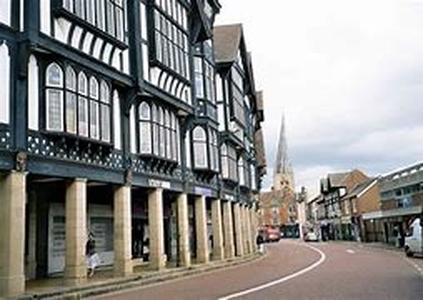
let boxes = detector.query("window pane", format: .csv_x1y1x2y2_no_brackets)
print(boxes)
90,77,99,99
140,122,152,153
78,97,88,136
90,100,99,139
100,81,110,103
78,72,88,95
101,104,111,142
66,92,77,134
66,67,76,91
47,63,63,87
46,89,63,131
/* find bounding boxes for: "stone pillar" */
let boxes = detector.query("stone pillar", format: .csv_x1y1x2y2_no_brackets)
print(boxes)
27,191,37,279
222,201,235,259
211,199,224,261
250,208,257,252
114,186,133,277
0,172,27,297
177,193,191,267
246,207,253,254
148,188,166,270
242,206,250,254
233,203,244,257
65,178,87,284
195,195,209,264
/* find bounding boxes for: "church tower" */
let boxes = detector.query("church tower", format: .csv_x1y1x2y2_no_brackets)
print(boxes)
273,115,295,191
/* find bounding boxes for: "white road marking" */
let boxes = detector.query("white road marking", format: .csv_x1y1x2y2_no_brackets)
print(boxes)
346,249,355,254
218,243,326,300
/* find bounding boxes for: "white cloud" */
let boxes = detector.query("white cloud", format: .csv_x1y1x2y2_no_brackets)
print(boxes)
217,0,423,195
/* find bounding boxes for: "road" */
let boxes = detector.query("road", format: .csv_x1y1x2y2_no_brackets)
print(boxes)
93,241,423,300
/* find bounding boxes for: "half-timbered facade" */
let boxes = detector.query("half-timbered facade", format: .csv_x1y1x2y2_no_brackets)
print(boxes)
0,1,266,297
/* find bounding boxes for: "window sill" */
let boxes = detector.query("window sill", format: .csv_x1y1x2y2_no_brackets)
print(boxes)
42,130,114,151
53,8,128,50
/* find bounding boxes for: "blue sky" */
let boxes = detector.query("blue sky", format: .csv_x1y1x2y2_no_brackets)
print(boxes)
217,0,423,196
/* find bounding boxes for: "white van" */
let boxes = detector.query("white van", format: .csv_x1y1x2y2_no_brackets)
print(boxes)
404,218,422,257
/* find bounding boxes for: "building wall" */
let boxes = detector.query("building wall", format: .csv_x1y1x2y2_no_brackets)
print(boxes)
356,183,381,214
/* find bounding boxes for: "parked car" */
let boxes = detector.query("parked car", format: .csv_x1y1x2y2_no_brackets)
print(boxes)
305,231,319,242
259,227,281,243
404,218,422,257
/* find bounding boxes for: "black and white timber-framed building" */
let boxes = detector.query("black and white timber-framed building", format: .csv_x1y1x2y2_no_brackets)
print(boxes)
0,1,266,297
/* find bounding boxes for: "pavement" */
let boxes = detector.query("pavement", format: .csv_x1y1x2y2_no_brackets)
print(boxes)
92,240,423,300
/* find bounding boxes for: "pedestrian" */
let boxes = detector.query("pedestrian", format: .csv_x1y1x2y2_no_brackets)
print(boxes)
256,233,264,254
86,233,100,277
142,238,150,261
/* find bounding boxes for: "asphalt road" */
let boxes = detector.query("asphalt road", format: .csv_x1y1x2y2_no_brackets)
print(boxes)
93,241,423,300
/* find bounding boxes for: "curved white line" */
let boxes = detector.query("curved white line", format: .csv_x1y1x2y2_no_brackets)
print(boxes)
218,243,326,300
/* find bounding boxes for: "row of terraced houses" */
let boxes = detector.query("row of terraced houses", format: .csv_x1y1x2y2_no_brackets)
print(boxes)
0,1,267,297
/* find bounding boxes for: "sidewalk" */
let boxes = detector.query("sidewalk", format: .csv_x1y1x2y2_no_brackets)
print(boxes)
17,253,263,300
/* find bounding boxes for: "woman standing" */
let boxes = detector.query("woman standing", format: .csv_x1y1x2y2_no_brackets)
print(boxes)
86,233,101,277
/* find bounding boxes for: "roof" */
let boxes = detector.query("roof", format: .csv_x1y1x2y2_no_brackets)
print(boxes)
328,172,350,187
344,178,378,199
213,24,243,64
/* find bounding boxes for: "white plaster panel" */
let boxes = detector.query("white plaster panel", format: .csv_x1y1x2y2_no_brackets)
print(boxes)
40,0,51,35
54,18,72,44
82,32,94,54
28,55,39,130
113,91,122,150
0,43,10,124
71,26,83,49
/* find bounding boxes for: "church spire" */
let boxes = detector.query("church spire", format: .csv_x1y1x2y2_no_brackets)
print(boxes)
273,114,294,190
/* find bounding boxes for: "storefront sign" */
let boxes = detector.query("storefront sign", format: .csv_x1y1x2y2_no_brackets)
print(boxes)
148,179,171,189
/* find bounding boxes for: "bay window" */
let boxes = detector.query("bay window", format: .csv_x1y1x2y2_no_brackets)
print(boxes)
152,0,190,79
231,66,246,126
209,129,219,172
62,0,126,42
137,101,179,161
221,143,237,181
45,62,112,143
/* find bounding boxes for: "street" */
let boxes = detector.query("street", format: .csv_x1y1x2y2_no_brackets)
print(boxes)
93,241,423,300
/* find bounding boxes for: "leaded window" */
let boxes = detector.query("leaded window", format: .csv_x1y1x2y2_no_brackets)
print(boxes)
209,129,219,172
152,0,190,80
139,102,152,154
46,63,64,131
45,62,112,142
193,126,208,169
62,0,126,42
194,40,216,104
238,157,246,186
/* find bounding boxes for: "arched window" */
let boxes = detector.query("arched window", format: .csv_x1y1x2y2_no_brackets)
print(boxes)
193,126,208,169
46,63,64,131
78,72,88,136
171,113,177,161
89,77,100,139
221,144,228,178
238,157,246,186
139,102,152,154
65,66,77,134
100,81,111,142
152,104,159,155
165,110,171,159
159,107,165,157
209,130,218,171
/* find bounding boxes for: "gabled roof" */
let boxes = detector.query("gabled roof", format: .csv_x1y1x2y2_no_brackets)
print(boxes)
344,178,378,199
328,172,350,187
213,24,243,64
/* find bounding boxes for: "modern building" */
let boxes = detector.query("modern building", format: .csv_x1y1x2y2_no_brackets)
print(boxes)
362,162,423,246
0,1,266,297
259,116,298,237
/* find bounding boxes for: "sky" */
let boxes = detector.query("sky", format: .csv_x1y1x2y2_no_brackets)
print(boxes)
216,0,423,197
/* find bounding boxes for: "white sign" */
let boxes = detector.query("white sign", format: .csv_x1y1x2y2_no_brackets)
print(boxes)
148,179,171,189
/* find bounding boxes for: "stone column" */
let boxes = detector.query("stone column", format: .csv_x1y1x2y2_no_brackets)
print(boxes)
233,203,244,257
26,191,37,280
177,193,191,267
242,206,250,254
0,171,27,297
211,199,224,261
114,185,133,277
65,178,87,284
222,201,235,259
195,195,209,264
246,207,253,254
250,208,257,252
148,188,166,270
